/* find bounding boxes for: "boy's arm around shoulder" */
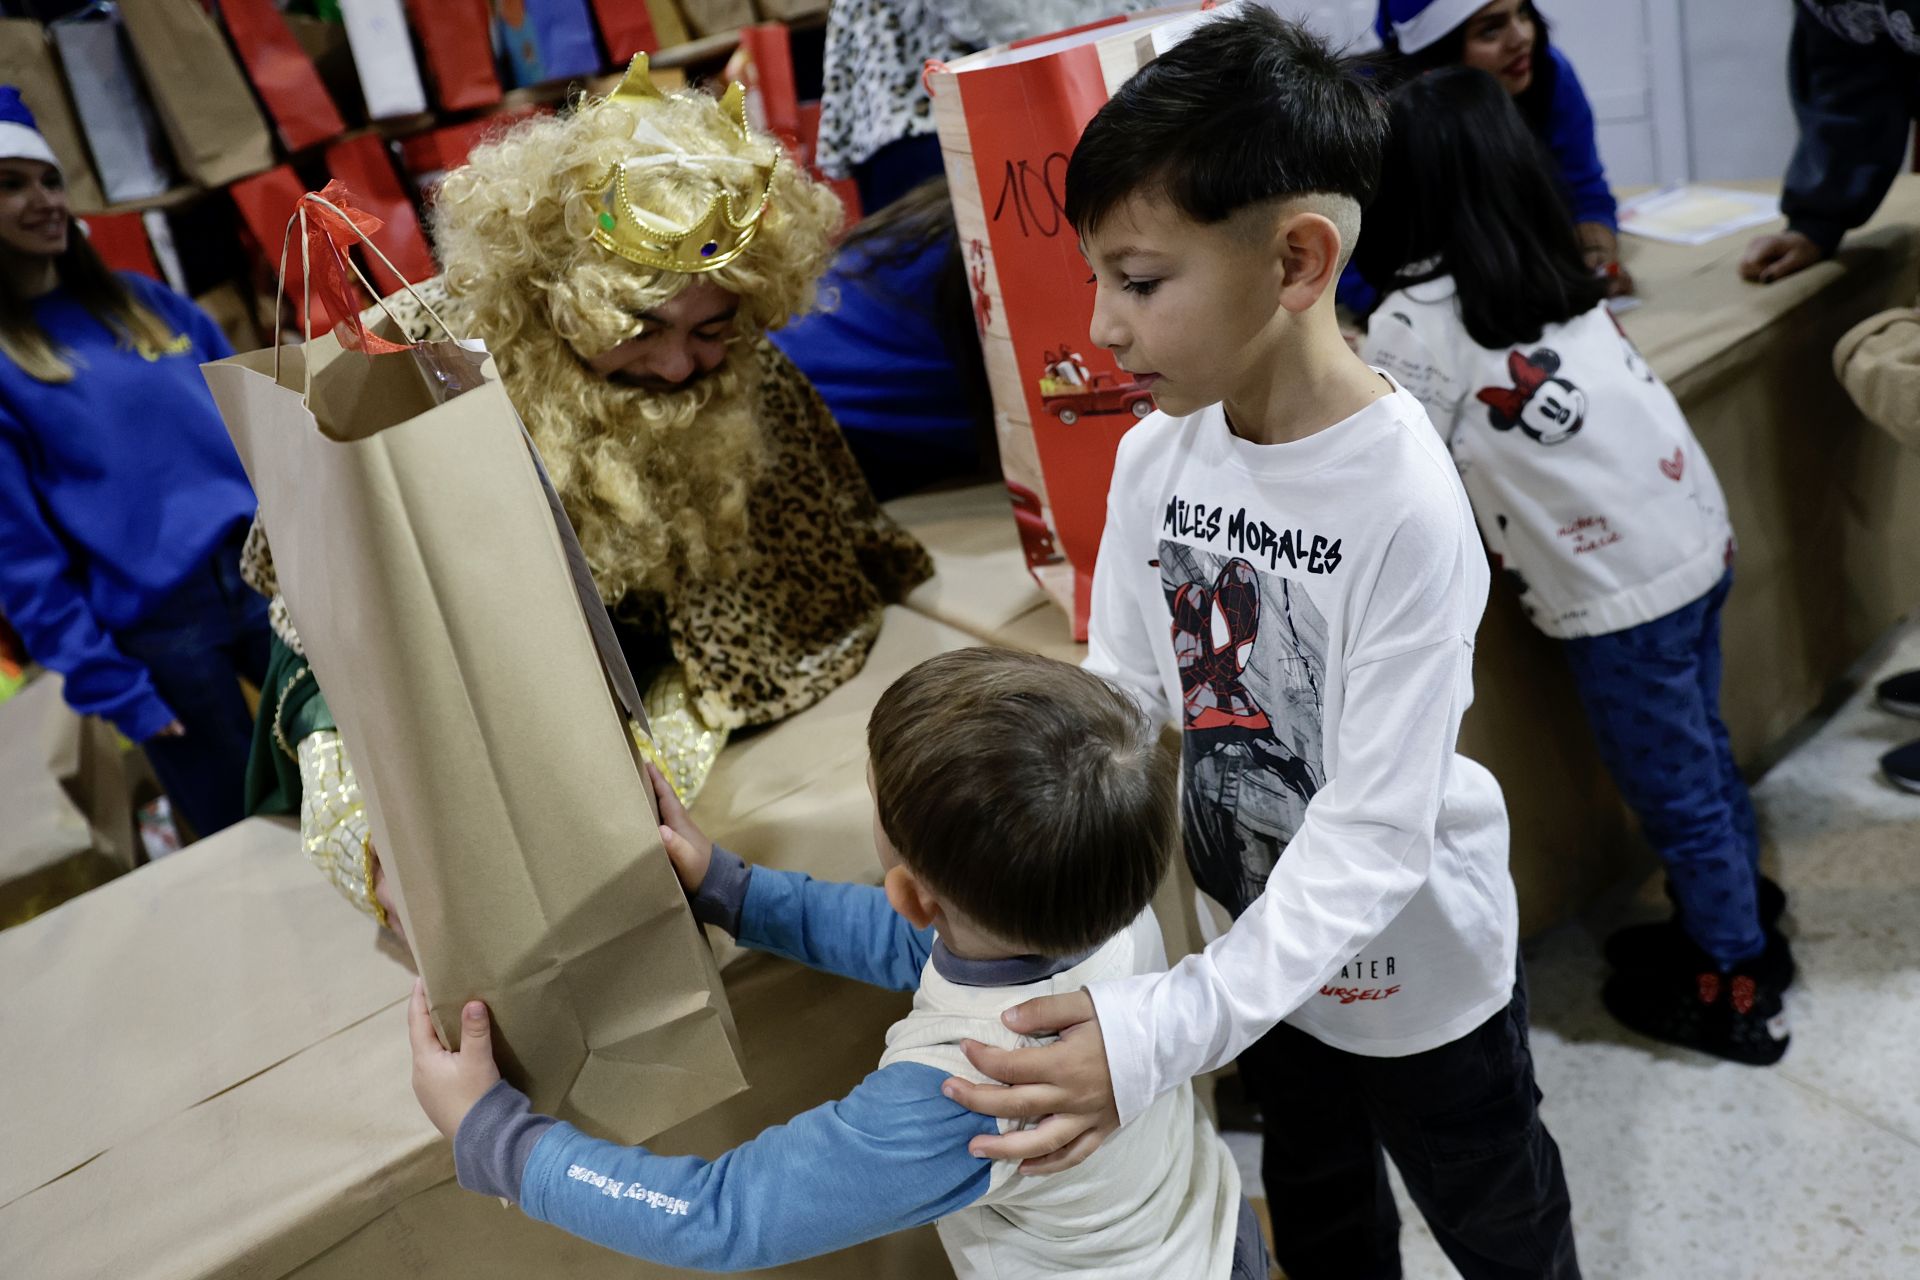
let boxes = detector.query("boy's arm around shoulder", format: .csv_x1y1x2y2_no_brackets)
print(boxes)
461,1063,996,1272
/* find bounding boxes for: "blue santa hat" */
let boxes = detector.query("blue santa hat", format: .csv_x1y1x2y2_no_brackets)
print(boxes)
1376,0,1493,54
0,87,62,171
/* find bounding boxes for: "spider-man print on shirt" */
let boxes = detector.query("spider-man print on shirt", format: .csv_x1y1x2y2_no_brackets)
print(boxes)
1477,348,1587,445
1159,543,1327,915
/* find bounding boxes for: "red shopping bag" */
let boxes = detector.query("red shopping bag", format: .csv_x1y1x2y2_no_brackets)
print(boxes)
929,8,1200,639
324,133,436,295
397,106,548,201
589,0,687,60
231,165,353,336
220,0,347,151
405,0,502,111
81,213,162,281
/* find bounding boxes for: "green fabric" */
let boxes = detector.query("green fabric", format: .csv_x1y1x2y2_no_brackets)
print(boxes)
243,632,336,818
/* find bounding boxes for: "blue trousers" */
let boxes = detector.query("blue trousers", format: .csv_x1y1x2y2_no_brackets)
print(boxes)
1561,570,1765,969
113,527,270,841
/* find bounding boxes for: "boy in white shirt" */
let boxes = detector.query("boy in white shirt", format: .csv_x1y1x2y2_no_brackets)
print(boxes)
941,12,1579,1278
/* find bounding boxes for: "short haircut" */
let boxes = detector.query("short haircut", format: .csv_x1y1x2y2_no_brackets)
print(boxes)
867,648,1176,955
1064,7,1389,238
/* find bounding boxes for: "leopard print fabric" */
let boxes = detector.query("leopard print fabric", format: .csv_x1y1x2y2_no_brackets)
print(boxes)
245,278,933,730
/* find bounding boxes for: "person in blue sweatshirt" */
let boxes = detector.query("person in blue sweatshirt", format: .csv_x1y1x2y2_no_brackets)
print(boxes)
1339,0,1628,317
408,647,1266,1279
769,178,995,502
0,87,263,839
1738,1,1920,284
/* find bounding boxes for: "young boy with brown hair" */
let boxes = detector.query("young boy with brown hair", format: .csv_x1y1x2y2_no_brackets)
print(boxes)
408,646,1267,1278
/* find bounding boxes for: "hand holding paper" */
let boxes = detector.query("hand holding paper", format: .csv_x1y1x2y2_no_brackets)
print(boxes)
408,978,500,1141
646,762,712,893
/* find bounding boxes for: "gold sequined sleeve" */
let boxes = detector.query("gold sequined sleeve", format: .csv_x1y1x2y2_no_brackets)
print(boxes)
295,729,387,928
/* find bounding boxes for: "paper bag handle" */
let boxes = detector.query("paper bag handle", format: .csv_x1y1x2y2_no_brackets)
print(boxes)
273,192,461,400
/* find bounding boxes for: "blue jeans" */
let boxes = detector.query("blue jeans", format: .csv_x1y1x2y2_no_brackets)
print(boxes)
113,526,270,840
1561,570,1765,969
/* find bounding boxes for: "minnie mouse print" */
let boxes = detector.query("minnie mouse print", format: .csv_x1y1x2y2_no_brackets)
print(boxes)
1476,349,1588,445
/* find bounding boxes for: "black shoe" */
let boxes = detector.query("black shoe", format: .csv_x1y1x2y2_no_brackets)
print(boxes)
1602,962,1791,1066
1877,670,1920,719
1605,920,1795,990
1883,738,1920,795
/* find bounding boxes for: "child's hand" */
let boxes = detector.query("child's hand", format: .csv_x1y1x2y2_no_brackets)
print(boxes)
941,990,1120,1175
407,978,501,1141
1739,230,1823,284
646,762,712,892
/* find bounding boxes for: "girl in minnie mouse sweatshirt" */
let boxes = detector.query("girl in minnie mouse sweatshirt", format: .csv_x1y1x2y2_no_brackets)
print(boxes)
1358,65,1794,1066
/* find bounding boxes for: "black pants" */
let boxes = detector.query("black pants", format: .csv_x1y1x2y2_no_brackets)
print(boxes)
1240,965,1578,1279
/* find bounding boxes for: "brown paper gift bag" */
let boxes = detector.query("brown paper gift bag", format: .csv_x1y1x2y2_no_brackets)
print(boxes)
201,195,745,1138
0,19,107,212
118,0,275,187
0,673,137,929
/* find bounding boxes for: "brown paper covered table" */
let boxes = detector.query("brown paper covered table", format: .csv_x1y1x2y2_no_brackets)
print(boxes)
1,607,975,1279
884,176,1920,934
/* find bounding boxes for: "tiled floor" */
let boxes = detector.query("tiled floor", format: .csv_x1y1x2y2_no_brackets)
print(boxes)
1234,620,1920,1279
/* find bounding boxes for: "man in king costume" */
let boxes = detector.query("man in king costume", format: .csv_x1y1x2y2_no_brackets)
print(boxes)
241,59,933,933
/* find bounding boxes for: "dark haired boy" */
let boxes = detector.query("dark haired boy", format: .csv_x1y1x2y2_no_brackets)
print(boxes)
944,11,1580,1278
407,647,1267,1279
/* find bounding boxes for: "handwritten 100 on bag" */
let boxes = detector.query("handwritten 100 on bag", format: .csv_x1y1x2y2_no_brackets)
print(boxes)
928,7,1200,639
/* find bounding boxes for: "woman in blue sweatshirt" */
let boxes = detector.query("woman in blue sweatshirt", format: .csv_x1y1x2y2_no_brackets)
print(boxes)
0,88,264,839
1337,0,1628,317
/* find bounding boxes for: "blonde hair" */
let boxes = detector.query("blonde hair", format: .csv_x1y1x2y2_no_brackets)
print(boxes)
432,85,843,601
0,231,180,383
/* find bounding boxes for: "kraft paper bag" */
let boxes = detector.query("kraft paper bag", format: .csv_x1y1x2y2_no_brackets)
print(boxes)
49,5,175,203
200,206,745,1137
678,0,758,38
0,18,107,211
118,0,275,186
0,673,136,930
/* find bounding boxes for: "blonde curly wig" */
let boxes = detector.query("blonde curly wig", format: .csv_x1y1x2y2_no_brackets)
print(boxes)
432,83,844,602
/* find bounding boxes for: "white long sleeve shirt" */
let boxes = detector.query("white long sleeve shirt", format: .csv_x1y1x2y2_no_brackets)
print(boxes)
1084,383,1518,1124
1362,281,1734,639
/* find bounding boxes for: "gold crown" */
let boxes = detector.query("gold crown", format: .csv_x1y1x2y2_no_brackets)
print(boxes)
588,55,780,274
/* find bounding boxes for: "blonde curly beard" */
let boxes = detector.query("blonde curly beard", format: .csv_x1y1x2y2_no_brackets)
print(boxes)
430,78,844,607
498,325,764,604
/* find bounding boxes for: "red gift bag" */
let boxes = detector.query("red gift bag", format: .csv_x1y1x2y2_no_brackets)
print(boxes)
323,133,436,295
405,0,502,111
231,165,352,335
590,0,686,60
397,106,548,201
220,0,347,151
929,8,1200,638
81,213,162,281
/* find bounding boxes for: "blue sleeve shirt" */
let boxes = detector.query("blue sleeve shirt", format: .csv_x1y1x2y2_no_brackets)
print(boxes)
0,274,252,738
1542,45,1618,231
453,853,998,1272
